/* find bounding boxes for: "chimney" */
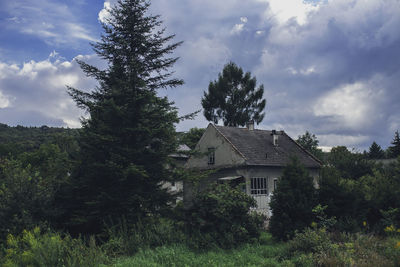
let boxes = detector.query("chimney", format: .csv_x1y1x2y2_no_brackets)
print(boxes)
246,120,254,131
271,130,278,146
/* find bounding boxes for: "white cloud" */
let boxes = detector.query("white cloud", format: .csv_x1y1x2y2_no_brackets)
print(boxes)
3,0,98,47
318,134,370,148
66,23,98,43
98,1,113,23
313,82,379,129
265,0,320,25
240,17,248,23
231,23,245,35
0,54,100,127
0,91,11,108
1,0,400,150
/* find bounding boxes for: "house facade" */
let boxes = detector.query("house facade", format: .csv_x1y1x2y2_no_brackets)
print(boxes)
184,122,322,217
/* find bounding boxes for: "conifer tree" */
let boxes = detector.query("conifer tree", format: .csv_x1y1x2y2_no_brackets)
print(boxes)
64,0,183,234
388,131,400,158
368,141,385,159
269,157,317,240
201,62,266,127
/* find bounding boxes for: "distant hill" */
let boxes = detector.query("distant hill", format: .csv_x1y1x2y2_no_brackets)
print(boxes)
0,123,80,157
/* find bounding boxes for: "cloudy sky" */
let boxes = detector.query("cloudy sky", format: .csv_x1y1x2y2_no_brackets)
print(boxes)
0,0,399,150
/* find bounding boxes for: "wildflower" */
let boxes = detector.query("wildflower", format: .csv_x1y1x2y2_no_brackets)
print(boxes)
384,225,396,233
311,221,317,228
396,241,400,249
363,221,367,227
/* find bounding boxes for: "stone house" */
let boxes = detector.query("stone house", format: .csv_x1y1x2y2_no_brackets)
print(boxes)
184,122,322,217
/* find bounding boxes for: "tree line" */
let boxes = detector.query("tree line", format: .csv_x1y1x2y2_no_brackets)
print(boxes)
0,0,399,264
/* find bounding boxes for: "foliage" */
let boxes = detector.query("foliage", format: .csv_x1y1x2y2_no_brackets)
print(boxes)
179,127,205,149
288,228,334,255
111,233,289,267
184,182,265,249
0,146,70,240
0,123,79,158
110,230,400,267
328,146,373,180
368,141,385,159
102,217,186,256
296,131,324,161
269,157,317,240
388,130,400,158
312,204,337,230
1,227,107,267
64,0,183,234
287,228,398,267
201,62,266,127
318,166,367,232
319,159,400,233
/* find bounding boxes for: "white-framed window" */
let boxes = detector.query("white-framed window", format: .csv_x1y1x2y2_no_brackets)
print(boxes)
250,177,268,195
273,178,278,191
208,148,215,165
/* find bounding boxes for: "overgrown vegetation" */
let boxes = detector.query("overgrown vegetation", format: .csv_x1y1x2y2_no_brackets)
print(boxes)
183,182,265,249
269,157,317,240
1,0,400,265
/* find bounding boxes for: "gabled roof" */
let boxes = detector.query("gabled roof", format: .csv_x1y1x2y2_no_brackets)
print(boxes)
213,124,321,168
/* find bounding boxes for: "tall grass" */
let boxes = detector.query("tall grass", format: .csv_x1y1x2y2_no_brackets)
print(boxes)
110,233,288,267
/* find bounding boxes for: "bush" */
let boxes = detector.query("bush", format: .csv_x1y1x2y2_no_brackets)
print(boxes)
288,228,334,255
287,227,399,267
1,227,107,267
269,157,317,240
184,182,265,249
0,146,70,240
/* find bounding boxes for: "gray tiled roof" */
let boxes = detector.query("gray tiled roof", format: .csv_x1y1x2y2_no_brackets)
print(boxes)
214,125,321,168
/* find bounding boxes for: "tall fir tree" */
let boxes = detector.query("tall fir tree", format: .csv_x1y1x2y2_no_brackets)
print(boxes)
63,0,183,234
388,131,400,158
201,62,266,127
269,157,317,240
368,141,385,159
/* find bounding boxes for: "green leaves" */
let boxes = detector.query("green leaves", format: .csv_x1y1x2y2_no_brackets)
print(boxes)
269,157,317,240
201,62,266,127
185,182,264,248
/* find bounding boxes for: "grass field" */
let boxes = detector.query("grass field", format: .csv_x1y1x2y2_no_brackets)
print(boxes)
109,235,291,267
109,231,400,267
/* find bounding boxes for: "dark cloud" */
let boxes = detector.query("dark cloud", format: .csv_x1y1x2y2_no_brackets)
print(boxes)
1,0,399,151
153,0,400,150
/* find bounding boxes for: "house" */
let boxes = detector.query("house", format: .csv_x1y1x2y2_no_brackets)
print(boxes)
184,122,322,217
161,144,191,201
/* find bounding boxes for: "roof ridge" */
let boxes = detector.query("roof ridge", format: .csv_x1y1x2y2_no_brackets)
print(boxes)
212,124,247,161
283,131,323,166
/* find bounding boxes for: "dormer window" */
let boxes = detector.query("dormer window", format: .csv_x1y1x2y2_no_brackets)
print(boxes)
208,148,215,165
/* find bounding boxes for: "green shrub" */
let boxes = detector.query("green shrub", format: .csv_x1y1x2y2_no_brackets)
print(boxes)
269,158,317,240
288,228,334,255
287,228,399,267
184,182,265,249
1,227,107,267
